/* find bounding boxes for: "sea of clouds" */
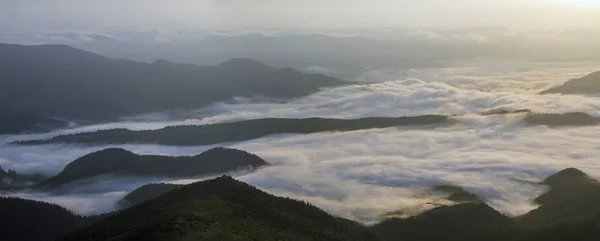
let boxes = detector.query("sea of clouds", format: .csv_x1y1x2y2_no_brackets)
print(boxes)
1,61,600,224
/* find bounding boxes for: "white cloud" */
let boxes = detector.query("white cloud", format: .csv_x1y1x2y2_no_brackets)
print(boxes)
3,115,600,222
2,61,600,223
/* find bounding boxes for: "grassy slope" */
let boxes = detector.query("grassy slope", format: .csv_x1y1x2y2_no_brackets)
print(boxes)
59,176,380,241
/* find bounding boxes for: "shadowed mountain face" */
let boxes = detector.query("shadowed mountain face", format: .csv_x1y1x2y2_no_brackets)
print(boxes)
0,197,84,241
0,43,345,122
58,176,379,241
0,105,68,135
15,112,600,147
541,71,600,95
118,183,182,209
39,148,268,189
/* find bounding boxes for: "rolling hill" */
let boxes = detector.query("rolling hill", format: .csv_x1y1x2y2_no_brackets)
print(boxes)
57,176,380,241
15,115,450,146
0,105,69,135
39,148,268,189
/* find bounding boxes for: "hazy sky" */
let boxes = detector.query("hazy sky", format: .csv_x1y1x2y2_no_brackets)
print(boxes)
1,0,600,31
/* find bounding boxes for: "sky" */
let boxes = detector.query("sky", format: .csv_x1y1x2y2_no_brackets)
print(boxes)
1,0,600,31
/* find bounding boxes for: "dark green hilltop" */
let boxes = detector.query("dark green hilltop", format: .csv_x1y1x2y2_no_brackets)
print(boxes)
38,148,268,189
58,176,380,241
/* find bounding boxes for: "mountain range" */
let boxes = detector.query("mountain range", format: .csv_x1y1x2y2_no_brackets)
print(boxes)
0,105,69,135
15,112,600,147
39,148,267,189
15,115,449,146
0,43,345,133
2,168,600,241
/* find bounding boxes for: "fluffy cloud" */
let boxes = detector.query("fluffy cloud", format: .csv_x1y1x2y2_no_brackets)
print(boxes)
3,115,600,222
2,62,600,223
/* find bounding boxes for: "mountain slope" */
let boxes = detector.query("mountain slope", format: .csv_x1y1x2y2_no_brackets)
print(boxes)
0,105,68,135
17,115,449,146
373,203,516,241
39,148,268,188
118,183,182,208
0,43,345,122
58,176,380,241
0,197,83,241
517,168,600,227
373,168,600,241
541,71,600,94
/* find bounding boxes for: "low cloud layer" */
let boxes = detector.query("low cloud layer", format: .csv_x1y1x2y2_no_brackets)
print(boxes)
2,62,600,223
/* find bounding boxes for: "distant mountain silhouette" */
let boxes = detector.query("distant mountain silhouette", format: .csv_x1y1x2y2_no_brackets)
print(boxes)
118,183,182,209
16,115,450,146
0,197,84,241
0,43,345,122
541,71,600,94
0,105,68,135
15,112,600,147
523,112,600,127
480,108,532,116
39,148,268,189
58,176,379,241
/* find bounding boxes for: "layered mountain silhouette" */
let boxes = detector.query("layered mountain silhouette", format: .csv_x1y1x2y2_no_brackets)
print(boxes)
16,112,600,147
541,71,600,94
3,168,600,241
39,148,268,189
0,197,84,241
0,43,345,122
14,115,450,146
58,176,379,241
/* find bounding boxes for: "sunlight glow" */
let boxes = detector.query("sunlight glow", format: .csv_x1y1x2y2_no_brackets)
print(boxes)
554,0,600,7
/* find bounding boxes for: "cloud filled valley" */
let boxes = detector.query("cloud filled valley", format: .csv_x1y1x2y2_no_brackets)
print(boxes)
2,61,600,225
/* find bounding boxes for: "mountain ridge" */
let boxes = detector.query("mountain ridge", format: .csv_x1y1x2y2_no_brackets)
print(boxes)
39,147,268,189
0,43,346,122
